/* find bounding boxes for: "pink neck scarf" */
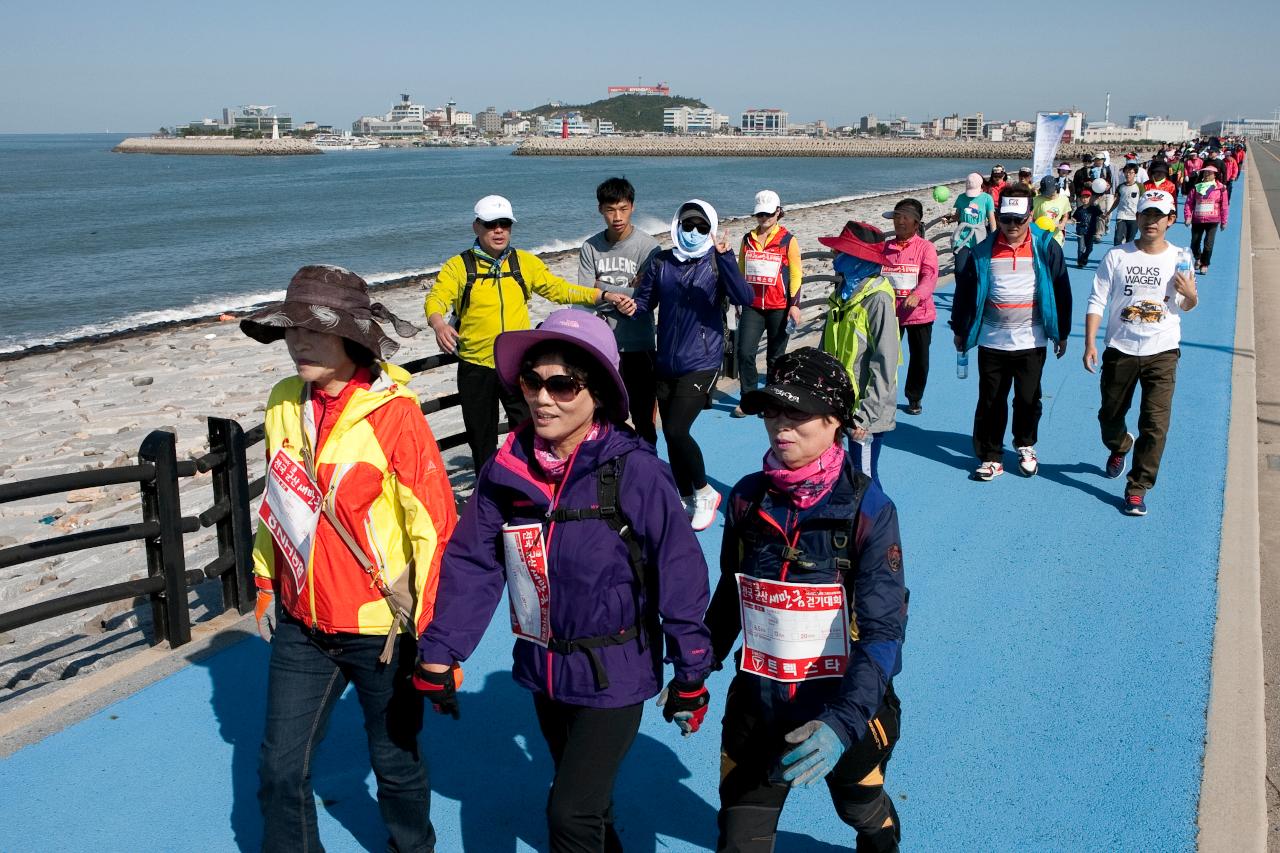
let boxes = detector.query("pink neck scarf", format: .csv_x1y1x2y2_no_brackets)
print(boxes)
763,443,845,509
533,421,605,482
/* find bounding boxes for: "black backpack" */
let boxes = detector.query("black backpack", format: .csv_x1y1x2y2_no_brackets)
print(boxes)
454,249,529,330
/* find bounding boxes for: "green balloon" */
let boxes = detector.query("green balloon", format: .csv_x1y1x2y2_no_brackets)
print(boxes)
932,185,951,203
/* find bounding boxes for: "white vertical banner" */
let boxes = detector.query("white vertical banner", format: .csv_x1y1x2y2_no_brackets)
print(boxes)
1032,113,1071,181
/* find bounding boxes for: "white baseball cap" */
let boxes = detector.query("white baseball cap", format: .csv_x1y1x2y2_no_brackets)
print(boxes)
753,190,782,215
474,194,517,223
1137,190,1175,215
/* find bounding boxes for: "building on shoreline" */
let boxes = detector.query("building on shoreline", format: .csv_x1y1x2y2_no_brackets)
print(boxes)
663,106,729,134
741,108,788,136
1201,117,1279,138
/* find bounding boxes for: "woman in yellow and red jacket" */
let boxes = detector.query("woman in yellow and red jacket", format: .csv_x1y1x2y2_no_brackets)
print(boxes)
241,264,457,853
733,190,804,418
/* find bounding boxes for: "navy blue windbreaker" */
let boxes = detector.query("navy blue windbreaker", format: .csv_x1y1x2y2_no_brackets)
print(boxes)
631,248,753,377
705,458,907,748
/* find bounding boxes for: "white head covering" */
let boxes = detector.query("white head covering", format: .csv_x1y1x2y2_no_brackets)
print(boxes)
670,199,719,262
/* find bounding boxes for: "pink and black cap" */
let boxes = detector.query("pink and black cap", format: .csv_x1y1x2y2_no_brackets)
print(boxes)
740,347,856,426
494,309,630,424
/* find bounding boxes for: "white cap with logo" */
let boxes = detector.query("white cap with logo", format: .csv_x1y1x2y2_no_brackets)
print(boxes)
1137,190,1175,215
474,194,517,223
753,190,782,215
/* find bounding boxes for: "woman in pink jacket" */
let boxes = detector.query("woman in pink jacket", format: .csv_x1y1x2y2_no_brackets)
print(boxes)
1183,166,1229,275
881,198,939,415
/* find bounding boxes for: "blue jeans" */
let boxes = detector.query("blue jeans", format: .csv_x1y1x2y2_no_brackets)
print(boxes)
850,432,883,485
258,610,433,853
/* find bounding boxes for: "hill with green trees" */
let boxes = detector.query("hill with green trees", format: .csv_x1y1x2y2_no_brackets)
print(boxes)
523,94,707,132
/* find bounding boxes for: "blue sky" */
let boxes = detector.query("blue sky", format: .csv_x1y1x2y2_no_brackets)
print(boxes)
2,0,1276,133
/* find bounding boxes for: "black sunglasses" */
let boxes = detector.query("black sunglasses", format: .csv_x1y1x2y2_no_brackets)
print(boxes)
480,218,514,230
754,211,777,220
680,220,711,234
759,404,820,422
998,214,1030,225
518,370,585,402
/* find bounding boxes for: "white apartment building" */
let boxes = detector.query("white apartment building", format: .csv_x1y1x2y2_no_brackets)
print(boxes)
741,109,788,135
664,106,727,134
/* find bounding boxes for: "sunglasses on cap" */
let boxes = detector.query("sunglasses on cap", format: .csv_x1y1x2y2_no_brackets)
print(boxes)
680,219,711,234
997,213,1030,225
480,218,514,230
518,370,585,402
759,403,822,422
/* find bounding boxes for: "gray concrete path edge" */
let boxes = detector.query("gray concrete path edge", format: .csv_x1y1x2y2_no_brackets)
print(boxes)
1198,154,1268,852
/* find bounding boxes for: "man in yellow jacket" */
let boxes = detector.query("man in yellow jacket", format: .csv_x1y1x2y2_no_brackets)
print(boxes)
426,194,635,465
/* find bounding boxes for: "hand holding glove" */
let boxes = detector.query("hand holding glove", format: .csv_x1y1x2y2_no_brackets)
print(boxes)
779,720,846,787
413,663,463,720
254,589,276,642
656,678,710,736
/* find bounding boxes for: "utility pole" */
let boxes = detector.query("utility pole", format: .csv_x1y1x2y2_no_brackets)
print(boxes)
1105,92,1111,126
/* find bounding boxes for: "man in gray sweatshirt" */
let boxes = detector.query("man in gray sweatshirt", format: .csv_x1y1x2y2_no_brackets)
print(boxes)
578,177,662,443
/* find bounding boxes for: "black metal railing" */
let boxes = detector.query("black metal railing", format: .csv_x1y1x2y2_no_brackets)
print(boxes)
0,213,955,650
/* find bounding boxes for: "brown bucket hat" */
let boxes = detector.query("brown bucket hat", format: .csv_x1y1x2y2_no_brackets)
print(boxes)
239,265,419,360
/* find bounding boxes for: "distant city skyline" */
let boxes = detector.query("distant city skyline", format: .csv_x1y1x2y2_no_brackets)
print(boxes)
2,0,1276,134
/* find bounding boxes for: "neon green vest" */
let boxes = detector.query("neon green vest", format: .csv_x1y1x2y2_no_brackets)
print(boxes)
821,276,900,405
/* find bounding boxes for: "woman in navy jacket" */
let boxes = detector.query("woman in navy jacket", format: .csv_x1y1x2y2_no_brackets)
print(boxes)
705,347,907,853
632,199,753,532
416,310,714,853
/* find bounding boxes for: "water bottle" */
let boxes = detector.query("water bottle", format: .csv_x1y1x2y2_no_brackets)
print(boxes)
956,350,969,379
785,315,797,336
1176,253,1193,276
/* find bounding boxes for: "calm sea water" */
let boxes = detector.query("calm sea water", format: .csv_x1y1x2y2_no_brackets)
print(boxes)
0,134,1013,353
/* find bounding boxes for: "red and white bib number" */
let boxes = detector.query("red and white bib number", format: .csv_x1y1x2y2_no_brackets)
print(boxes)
744,249,784,287
1195,200,1217,219
736,574,849,683
503,523,551,646
883,263,920,297
260,449,323,594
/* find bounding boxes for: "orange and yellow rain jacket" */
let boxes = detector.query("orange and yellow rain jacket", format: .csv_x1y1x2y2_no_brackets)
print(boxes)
252,362,457,636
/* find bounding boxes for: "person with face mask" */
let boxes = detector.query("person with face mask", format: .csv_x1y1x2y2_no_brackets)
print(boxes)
704,346,908,853
818,222,899,482
240,265,459,853
632,199,754,530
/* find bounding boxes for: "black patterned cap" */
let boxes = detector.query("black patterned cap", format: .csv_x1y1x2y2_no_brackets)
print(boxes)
740,347,855,425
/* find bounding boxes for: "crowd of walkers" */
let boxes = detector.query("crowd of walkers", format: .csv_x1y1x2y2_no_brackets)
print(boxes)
239,135,1242,852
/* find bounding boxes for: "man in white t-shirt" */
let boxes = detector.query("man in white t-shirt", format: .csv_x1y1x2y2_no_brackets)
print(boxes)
1083,190,1199,516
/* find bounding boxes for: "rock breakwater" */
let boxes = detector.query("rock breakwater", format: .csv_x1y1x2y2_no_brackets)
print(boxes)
113,137,321,156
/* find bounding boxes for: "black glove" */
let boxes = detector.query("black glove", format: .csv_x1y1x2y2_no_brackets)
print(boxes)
656,678,710,735
412,664,462,720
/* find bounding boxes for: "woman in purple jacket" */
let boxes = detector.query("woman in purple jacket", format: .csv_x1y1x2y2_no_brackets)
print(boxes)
632,199,754,532
415,309,715,853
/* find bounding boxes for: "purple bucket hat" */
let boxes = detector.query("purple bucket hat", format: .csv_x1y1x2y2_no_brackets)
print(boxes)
494,309,630,425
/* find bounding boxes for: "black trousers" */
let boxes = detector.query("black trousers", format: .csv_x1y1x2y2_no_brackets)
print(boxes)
1077,228,1097,266
657,369,717,496
1098,347,1179,496
458,359,529,468
902,322,932,406
533,693,643,853
717,674,901,853
1114,219,1139,245
972,346,1047,462
1191,223,1219,266
736,307,791,397
620,350,658,446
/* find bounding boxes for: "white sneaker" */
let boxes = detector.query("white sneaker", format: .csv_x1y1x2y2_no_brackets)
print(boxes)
690,486,721,531
1016,446,1038,477
974,461,1004,481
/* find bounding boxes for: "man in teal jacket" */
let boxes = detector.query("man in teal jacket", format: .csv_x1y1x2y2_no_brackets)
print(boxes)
950,184,1072,481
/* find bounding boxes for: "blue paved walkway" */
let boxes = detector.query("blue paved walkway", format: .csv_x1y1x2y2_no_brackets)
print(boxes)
0,197,1241,852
